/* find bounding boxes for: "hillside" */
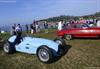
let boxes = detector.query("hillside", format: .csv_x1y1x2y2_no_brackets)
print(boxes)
39,12,100,22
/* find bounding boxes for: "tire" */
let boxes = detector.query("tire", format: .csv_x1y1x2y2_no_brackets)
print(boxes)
54,38,66,46
3,41,15,54
64,34,72,40
36,46,53,63
54,38,66,56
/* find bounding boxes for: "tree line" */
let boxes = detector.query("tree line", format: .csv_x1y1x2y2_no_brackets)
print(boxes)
39,12,100,23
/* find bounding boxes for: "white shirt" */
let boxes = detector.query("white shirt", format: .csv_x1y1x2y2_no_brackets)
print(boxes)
97,20,100,27
58,21,63,31
15,26,21,32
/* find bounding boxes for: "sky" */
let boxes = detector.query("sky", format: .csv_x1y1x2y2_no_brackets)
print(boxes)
0,0,100,25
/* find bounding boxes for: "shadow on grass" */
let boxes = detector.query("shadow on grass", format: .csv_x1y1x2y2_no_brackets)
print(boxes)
0,40,6,50
48,44,72,64
0,44,2,50
0,43,3,50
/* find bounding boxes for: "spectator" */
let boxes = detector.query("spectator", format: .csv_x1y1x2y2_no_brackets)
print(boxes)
67,23,72,29
0,31,3,43
14,24,22,44
33,23,36,33
30,24,34,34
35,23,40,33
44,22,48,29
10,24,16,35
58,21,63,31
44,22,48,33
97,18,100,27
79,17,86,24
26,24,29,33
15,24,22,35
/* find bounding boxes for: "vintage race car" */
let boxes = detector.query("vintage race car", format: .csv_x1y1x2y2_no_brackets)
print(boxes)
57,23,100,40
3,35,66,63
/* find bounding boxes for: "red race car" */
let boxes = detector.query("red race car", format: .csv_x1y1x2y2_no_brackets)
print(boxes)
57,23,100,40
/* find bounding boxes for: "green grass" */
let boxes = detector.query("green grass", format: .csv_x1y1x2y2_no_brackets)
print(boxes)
0,29,100,69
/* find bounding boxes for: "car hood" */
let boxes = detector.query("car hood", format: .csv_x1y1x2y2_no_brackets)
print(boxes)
24,37,57,45
21,37,59,52
8,36,59,53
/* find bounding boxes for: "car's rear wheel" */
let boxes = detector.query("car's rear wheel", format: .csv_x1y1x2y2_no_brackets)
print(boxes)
54,38,67,56
64,34,72,40
3,41,15,54
54,38,66,46
37,46,53,63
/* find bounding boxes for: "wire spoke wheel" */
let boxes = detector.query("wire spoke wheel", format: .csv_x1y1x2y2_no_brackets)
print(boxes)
37,46,53,63
3,42,10,53
38,49,49,62
3,41,15,54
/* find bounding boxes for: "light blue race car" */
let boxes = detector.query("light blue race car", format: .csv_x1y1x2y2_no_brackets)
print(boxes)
3,35,66,63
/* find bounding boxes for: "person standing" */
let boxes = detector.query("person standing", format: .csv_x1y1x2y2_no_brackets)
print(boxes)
0,28,3,43
33,23,36,33
44,22,48,33
32,20,36,33
79,17,86,24
10,24,16,35
13,24,22,44
35,23,39,33
15,24,22,35
97,18,100,27
30,24,34,34
58,21,63,31
26,24,29,33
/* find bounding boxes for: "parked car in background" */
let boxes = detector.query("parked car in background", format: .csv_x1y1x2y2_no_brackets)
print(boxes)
57,23,100,40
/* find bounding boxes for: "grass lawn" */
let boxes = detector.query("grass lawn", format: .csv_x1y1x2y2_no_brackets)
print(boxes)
0,29,100,69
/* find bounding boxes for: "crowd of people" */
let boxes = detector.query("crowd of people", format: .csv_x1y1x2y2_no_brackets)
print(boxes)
10,24,22,36
9,17,100,35
0,17,100,43
57,17,100,31
10,21,49,36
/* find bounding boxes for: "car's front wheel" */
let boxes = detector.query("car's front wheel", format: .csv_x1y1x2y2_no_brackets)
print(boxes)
3,41,15,54
36,46,53,63
65,34,72,40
